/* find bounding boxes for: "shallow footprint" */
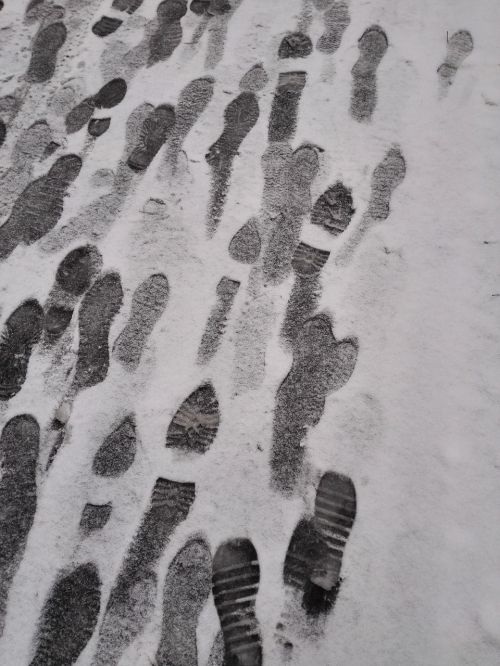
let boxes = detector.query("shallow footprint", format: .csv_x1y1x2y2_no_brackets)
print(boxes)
113,273,169,371
0,300,44,400
350,25,388,123
437,30,473,95
316,1,350,54
155,536,212,666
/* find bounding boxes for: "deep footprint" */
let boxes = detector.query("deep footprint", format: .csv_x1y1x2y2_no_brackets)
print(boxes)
26,21,67,83
350,25,388,123
73,272,123,392
127,104,176,171
271,315,358,493
268,72,307,143
212,538,262,666
29,563,101,666
0,155,82,260
283,471,357,615
311,181,355,235
93,478,195,666
165,382,220,453
0,415,40,635
92,415,137,477
92,16,123,37
0,300,44,400
206,92,260,233
197,277,240,364
316,1,350,54
112,273,169,371
155,536,212,666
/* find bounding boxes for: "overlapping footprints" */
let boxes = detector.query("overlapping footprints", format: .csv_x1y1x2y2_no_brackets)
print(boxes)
92,0,144,37
92,478,195,666
127,104,176,171
283,471,357,616
206,91,260,234
212,538,262,666
148,0,188,66
29,563,101,666
65,78,127,134
166,382,220,453
0,155,82,261
44,245,102,342
271,315,358,493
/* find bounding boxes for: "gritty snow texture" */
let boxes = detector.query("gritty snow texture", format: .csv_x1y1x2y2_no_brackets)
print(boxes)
0,0,499,665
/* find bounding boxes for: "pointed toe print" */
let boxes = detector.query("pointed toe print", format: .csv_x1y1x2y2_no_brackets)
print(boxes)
113,273,169,371
367,145,406,220
438,30,473,94
0,300,43,400
311,181,355,235
155,536,212,666
127,104,176,172
94,78,127,109
92,16,123,37
271,315,358,493
29,563,101,666
228,219,261,264
73,272,123,392
79,503,112,534
166,382,220,453
93,478,195,666
316,1,350,54
212,538,262,666
239,64,268,93
26,21,67,83
198,277,240,364
278,32,313,59
0,415,39,634
350,25,388,123
92,415,137,477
